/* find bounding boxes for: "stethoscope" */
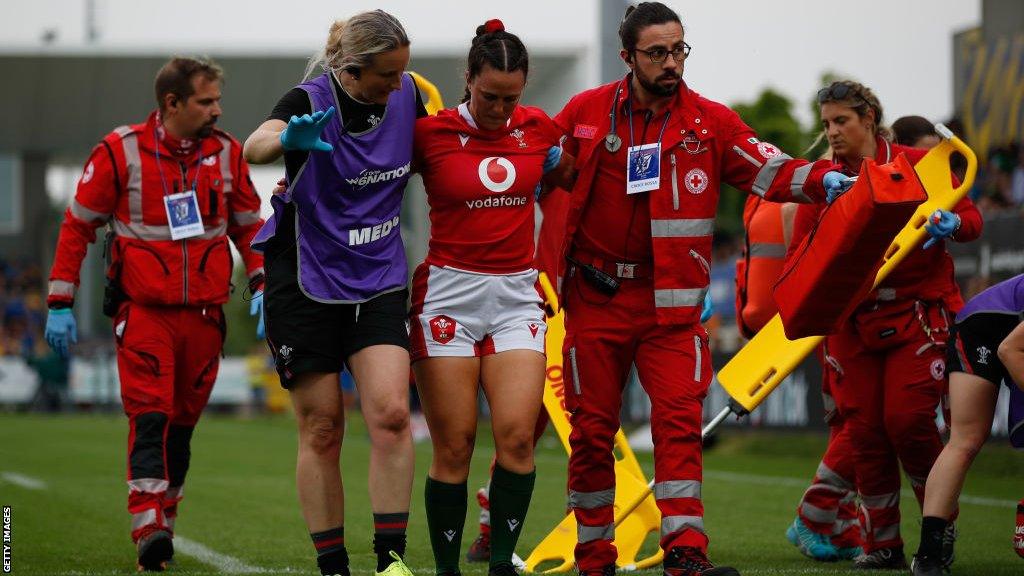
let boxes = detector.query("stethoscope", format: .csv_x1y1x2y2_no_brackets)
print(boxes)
603,80,626,153
603,77,671,154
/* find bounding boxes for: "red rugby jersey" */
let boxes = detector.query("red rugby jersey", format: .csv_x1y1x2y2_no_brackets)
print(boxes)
414,103,561,273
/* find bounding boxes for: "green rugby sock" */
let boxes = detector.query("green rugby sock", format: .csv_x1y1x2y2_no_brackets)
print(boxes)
488,464,536,569
425,476,467,575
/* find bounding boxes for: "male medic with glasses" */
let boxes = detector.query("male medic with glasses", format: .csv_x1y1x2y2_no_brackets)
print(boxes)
548,3,850,576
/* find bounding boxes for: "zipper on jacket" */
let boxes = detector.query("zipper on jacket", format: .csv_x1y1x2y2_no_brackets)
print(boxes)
180,161,190,305
670,153,680,210
689,249,711,279
568,346,582,396
693,334,703,382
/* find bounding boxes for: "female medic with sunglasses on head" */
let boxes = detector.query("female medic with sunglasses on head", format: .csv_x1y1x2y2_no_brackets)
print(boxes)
785,80,982,570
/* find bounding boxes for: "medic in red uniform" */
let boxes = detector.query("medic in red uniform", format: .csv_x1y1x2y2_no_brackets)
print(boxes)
790,81,981,570
43,58,264,571
553,5,841,576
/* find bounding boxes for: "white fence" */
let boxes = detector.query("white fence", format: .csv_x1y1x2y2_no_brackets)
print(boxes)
0,355,252,407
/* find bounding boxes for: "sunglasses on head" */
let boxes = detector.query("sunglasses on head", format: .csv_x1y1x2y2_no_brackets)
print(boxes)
817,83,863,104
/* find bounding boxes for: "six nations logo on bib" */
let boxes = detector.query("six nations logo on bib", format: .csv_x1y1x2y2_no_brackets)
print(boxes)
685,168,709,194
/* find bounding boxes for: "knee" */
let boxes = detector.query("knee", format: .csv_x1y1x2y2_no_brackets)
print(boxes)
496,428,535,464
569,413,618,448
433,432,475,472
299,412,343,457
948,429,988,462
369,403,410,442
883,410,934,441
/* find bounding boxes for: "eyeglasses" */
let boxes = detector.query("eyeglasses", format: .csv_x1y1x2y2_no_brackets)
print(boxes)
634,43,691,64
817,83,863,104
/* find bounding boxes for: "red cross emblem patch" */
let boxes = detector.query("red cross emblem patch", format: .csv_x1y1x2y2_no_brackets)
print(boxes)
685,168,709,194
757,142,781,159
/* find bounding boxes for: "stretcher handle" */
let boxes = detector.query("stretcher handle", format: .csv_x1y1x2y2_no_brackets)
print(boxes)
408,71,445,116
538,272,561,316
870,124,978,286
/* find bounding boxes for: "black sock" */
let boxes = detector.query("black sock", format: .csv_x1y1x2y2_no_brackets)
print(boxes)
373,512,409,571
425,476,468,575
917,516,949,559
488,464,536,569
312,526,348,576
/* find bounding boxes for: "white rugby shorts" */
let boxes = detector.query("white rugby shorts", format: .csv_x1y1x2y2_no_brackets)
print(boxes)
410,264,546,361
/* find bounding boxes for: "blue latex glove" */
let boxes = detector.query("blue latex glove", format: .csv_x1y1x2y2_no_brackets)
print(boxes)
823,171,854,204
923,209,961,249
543,145,563,174
280,106,336,152
250,290,265,339
45,308,77,358
700,290,714,323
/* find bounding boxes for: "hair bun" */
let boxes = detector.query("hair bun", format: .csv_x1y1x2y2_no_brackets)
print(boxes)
479,19,504,35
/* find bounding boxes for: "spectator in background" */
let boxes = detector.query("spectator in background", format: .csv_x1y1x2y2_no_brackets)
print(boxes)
892,116,940,149
1010,142,1024,207
975,146,1016,214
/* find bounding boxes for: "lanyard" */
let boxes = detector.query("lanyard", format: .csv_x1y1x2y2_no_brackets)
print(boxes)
153,124,203,197
626,95,671,150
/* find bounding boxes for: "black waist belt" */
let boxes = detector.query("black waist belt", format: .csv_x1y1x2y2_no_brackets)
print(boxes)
568,247,652,280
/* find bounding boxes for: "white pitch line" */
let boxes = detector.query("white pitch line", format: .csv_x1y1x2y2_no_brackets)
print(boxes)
534,456,1019,508
174,536,268,574
0,471,47,490
704,469,1018,508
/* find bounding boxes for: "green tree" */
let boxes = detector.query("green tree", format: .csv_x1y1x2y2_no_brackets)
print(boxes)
717,87,810,237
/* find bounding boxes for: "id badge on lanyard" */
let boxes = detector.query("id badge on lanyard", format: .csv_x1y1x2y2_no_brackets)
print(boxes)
164,190,205,240
623,102,671,195
626,143,661,194
154,125,206,241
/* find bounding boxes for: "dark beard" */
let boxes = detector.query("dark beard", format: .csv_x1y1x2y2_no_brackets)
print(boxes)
637,72,680,97
197,123,216,138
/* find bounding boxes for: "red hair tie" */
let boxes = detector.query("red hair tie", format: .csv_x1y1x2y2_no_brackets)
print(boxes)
484,19,505,34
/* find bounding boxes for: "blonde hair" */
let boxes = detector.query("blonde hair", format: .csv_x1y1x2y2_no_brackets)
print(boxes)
810,80,892,153
303,10,410,80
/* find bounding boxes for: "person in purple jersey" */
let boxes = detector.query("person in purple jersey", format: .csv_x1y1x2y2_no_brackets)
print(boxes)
243,10,428,576
911,273,1024,576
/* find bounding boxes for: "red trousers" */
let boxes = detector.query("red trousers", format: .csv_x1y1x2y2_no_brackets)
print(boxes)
562,273,711,570
796,420,861,547
825,302,947,552
796,356,861,547
114,303,224,542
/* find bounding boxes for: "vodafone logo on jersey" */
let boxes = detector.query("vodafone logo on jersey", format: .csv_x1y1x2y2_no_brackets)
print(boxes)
478,157,517,193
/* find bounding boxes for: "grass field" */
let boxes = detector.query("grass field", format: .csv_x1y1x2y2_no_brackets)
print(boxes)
1,412,1021,576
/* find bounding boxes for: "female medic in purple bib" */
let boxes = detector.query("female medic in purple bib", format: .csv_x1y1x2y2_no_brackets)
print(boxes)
243,10,429,576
